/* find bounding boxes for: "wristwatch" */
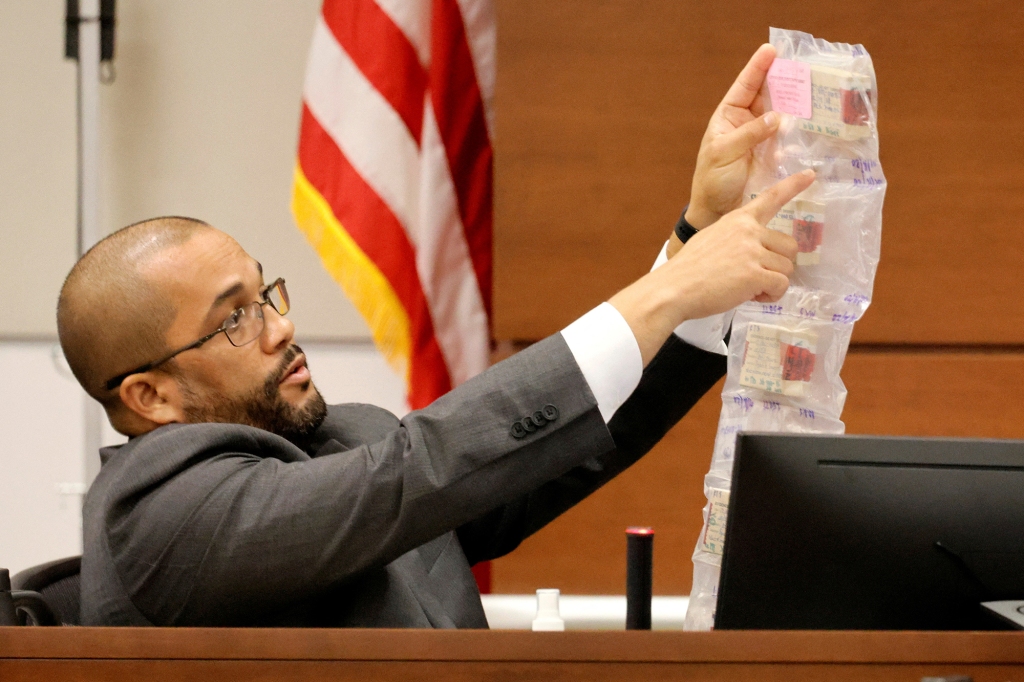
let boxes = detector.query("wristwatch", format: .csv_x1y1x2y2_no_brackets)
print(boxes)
674,205,699,244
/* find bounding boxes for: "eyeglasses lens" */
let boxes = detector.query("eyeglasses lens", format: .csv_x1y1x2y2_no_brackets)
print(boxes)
223,281,289,347
225,302,263,347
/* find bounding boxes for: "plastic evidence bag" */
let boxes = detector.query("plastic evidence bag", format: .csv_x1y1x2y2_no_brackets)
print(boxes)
683,28,886,631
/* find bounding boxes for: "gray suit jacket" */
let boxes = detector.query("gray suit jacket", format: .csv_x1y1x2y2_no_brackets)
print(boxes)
81,333,725,627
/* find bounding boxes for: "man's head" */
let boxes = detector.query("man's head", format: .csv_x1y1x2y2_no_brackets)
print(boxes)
57,217,327,438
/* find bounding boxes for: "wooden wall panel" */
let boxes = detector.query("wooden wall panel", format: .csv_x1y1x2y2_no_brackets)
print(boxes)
494,0,1024,344
491,352,1024,594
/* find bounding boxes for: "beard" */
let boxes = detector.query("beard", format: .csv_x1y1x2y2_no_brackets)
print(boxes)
179,344,328,440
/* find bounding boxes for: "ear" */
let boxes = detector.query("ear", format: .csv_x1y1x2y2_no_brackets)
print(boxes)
118,372,186,427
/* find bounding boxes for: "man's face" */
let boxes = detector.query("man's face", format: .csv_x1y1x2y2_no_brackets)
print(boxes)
143,229,327,438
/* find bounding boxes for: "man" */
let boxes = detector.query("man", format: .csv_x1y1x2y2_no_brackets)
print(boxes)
62,45,810,626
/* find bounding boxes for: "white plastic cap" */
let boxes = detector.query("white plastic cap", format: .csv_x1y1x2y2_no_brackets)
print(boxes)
532,588,565,631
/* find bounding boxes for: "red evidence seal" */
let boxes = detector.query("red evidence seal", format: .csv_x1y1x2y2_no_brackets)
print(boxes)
782,343,815,382
793,216,824,254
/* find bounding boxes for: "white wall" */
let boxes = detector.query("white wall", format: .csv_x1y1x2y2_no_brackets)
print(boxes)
0,343,90,575
0,0,78,336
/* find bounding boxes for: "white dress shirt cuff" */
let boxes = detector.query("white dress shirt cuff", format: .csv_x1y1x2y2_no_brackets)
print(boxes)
560,302,643,423
652,241,731,356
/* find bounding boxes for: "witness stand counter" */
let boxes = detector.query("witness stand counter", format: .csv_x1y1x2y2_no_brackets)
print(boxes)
3,627,1024,681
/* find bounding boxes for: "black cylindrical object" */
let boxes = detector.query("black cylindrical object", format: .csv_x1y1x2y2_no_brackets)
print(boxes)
0,569,19,626
625,527,653,630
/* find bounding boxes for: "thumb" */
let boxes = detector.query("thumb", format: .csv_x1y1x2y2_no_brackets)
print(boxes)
742,169,816,225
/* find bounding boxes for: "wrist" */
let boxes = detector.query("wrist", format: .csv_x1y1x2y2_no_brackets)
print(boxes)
666,233,684,259
683,203,719,230
609,271,685,366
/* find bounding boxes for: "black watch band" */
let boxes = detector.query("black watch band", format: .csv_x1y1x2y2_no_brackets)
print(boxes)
674,205,699,244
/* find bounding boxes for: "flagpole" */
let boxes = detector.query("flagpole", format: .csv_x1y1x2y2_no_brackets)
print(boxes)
75,0,101,257
67,0,109,487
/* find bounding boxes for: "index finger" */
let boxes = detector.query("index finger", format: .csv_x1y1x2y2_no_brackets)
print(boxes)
742,169,816,225
720,44,777,111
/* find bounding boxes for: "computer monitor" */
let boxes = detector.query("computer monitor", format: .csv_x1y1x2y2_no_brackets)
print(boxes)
715,433,1024,630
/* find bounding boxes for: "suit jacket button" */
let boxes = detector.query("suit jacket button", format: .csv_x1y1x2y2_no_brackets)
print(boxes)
531,410,548,428
510,422,527,439
542,404,559,421
521,416,537,433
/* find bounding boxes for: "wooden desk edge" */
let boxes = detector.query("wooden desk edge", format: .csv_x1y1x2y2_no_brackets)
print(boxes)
2,628,1024,663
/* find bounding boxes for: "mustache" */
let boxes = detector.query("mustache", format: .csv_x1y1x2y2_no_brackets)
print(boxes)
268,344,305,385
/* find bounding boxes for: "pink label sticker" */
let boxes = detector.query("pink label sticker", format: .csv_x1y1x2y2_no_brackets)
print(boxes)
766,58,812,119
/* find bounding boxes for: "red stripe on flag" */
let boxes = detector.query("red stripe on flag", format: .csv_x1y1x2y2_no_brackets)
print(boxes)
298,105,452,407
321,0,428,144
471,562,491,594
430,0,493,317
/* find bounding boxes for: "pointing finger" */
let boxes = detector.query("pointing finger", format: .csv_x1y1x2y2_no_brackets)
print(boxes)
743,169,816,225
720,44,777,111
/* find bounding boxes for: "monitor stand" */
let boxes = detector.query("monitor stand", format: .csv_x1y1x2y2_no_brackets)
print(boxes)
981,601,1024,629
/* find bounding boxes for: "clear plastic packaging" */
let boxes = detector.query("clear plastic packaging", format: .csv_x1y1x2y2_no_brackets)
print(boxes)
684,28,886,631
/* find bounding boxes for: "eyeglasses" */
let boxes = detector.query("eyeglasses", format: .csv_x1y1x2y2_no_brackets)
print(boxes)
103,278,290,392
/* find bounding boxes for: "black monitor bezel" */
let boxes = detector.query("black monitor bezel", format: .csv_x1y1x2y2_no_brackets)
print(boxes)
714,432,1024,630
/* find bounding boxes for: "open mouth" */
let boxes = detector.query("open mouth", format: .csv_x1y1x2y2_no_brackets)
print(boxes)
279,354,309,384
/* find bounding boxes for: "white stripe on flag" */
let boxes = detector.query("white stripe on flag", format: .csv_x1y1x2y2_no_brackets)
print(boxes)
374,0,431,69
304,18,421,239
455,0,497,138
418,101,490,385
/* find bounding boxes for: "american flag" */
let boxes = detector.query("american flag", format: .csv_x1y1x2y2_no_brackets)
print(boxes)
291,0,495,589
292,0,494,411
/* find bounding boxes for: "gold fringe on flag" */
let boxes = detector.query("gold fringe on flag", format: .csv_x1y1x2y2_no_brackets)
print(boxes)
291,164,411,384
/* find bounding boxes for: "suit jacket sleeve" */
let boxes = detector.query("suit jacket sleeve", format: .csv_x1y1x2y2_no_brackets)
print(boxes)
455,333,726,565
97,333,619,625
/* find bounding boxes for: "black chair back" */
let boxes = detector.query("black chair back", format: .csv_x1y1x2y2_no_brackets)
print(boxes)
9,556,81,625
0,567,58,626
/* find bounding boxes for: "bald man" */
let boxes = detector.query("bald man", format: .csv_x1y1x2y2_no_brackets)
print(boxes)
65,46,811,626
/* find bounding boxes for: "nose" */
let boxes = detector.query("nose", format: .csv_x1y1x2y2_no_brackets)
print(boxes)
259,303,295,354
